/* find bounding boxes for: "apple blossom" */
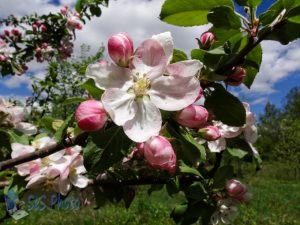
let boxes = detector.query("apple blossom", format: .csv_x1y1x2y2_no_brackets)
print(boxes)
75,99,108,132
176,105,208,128
198,125,221,141
226,179,251,203
56,154,89,195
87,32,202,142
108,32,134,67
198,31,216,50
211,199,239,225
226,67,246,86
143,136,176,174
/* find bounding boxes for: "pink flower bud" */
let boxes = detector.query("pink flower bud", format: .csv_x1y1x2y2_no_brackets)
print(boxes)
4,30,10,36
66,16,82,30
226,179,250,203
75,100,108,132
198,125,221,141
199,31,216,50
0,54,7,62
41,24,47,31
32,24,38,31
60,6,68,15
226,67,246,86
11,28,20,36
42,42,48,49
35,21,42,27
176,105,208,128
143,136,177,174
108,32,134,67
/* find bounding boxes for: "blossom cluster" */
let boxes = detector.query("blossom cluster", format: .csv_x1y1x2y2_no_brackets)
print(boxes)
0,97,37,135
11,137,89,196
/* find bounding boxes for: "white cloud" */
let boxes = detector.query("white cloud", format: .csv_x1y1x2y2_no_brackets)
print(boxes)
244,40,300,95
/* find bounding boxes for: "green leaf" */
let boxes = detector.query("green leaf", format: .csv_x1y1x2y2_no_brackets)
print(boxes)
171,49,188,63
80,78,103,99
63,97,86,105
227,148,248,158
235,0,263,7
207,6,241,29
166,178,180,196
147,184,164,196
287,5,300,23
54,113,74,143
204,85,246,126
160,0,234,26
209,27,242,48
39,116,55,133
86,126,132,173
75,0,85,13
171,203,188,223
167,123,205,165
6,130,29,145
181,130,206,161
243,43,262,88
179,161,201,176
185,182,207,200
83,141,102,174
213,165,234,189
90,5,102,17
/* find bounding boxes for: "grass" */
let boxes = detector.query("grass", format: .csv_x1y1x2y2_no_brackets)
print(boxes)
2,162,300,225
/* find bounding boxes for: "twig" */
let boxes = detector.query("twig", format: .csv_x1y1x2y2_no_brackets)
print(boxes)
0,132,88,171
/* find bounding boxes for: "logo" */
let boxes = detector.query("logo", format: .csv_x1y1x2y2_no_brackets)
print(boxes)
4,189,28,220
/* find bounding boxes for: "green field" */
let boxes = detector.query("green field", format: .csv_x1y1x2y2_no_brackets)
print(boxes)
2,163,300,225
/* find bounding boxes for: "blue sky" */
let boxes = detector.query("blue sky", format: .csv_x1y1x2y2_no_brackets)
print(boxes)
1,0,300,118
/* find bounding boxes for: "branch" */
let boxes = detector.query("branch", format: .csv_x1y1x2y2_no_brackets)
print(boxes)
0,132,88,171
91,175,203,186
216,21,283,74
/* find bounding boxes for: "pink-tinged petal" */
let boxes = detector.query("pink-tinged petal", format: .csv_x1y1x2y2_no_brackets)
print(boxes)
65,145,82,155
58,178,71,196
26,174,46,189
131,57,165,81
8,106,24,125
86,63,133,91
101,88,137,126
207,137,227,153
244,125,258,143
72,155,86,174
166,60,202,78
11,143,35,158
149,76,200,111
15,122,37,135
135,39,167,67
48,150,65,162
123,98,162,142
70,174,89,188
151,32,174,64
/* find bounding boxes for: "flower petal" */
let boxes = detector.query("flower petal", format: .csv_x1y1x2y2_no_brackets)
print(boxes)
131,57,165,81
15,122,37,136
135,39,167,67
207,137,227,153
102,88,137,126
70,174,89,188
58,178,72,196
166,60,202,78
48,150,65,162
149,76,200,111
123,98,162,142
86,63,133,91
151,32,174,64
244,125,258,143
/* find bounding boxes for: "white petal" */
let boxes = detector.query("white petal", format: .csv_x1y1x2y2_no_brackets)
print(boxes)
102,88,137,126
11,143,35,158
86,63,133,91
149,76,200,111
58,178,72,196
132,57,164,81
244,125,258,143
208,138,227,153
151,32,174,64
123,98,162,142
15,122,37,136
48,150,65,161
26,174,46,189
166,60,202,78
70,174,89,188
194,137,206,145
